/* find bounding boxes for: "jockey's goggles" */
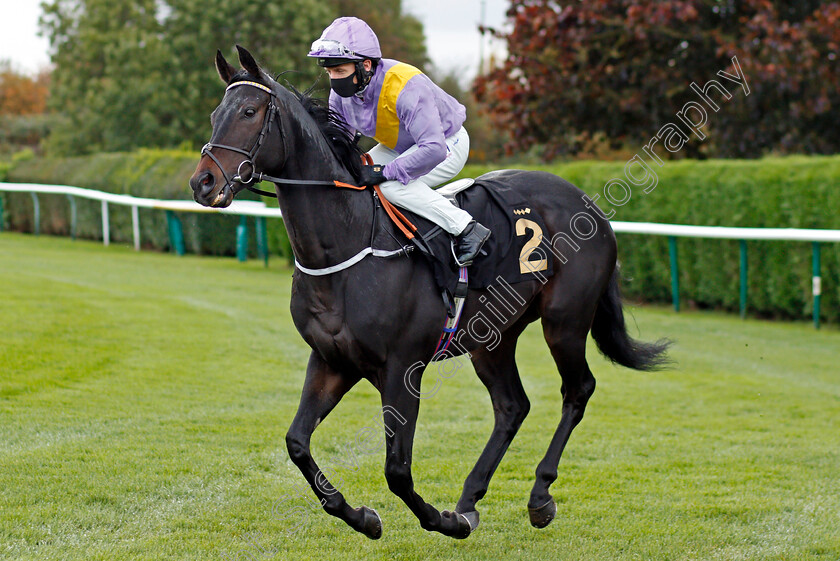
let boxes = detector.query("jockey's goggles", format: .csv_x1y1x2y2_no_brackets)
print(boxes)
309,39,363,60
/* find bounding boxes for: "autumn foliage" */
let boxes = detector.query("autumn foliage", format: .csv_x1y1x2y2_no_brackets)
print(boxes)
0,63,51,154
0,63,49,116
475,1,840,159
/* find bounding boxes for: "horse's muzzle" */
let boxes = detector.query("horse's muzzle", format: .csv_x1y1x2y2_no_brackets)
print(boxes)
190,170,216,201
190,170,232,207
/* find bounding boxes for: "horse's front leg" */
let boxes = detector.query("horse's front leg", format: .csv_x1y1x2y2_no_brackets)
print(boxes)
284,351,382,539
380,368,474,539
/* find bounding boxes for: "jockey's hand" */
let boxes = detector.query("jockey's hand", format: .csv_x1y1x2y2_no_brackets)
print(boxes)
359,164,387,187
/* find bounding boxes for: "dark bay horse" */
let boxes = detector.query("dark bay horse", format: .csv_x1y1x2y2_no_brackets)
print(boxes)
190,46,670,540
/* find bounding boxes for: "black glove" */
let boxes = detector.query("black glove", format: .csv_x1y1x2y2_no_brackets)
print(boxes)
359,164,387,187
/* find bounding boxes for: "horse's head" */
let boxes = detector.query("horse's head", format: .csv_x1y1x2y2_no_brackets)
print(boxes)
190,46,285,207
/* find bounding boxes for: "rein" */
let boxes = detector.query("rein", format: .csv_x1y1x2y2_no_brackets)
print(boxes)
202,78,466,349
201,80,364,198
202,79,419,273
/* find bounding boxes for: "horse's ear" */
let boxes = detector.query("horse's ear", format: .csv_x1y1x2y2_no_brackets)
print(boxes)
216,50,236,84
236,45,261,78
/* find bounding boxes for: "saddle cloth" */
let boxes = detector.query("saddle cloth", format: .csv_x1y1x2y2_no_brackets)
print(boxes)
382,173,556,298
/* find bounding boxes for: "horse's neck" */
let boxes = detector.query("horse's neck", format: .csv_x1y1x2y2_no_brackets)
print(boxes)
272,116,370,269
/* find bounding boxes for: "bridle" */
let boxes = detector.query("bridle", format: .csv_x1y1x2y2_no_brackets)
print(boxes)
202,79,363,198
201,80,284,198
199,79,419,252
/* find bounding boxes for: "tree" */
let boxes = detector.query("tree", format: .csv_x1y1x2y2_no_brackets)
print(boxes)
39,0,430,155
330,0,429,70
40,0,178,154
161,0,334,150
715,1,840,156
0,61,50,115
475,0,840,159
0,61,52,154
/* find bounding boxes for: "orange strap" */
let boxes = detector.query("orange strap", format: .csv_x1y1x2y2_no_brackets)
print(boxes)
333,180,367,190
331,153,417,240
374,185,417,240
328,155,419,240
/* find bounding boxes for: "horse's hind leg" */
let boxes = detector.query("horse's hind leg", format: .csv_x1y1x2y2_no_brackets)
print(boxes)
284,351,382,539
528,318,597,528
455,320,531,529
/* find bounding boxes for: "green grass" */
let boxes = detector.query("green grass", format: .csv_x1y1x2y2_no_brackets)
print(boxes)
1,233,838,561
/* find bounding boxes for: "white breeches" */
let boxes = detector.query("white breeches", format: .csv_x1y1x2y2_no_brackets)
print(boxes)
367,126,473,235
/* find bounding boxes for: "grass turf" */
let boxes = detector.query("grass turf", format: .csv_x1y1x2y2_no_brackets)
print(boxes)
1,232,838,560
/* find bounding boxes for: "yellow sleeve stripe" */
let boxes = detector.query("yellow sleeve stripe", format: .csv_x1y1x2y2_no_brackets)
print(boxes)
374,63,423,149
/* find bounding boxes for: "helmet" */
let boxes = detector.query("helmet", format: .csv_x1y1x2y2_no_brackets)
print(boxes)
308,17,382,67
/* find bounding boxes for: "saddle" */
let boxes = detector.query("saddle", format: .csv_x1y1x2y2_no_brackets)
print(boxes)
374,173,555,307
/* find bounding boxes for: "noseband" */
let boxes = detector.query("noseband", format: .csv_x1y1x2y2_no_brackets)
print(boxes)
201,80,282,198
201,79,369,196
200,79,422,273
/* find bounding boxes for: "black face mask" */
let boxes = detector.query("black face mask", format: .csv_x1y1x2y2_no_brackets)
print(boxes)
330,74,358,98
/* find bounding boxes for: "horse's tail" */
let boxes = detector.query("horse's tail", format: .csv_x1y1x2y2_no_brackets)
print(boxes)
590,267,673,371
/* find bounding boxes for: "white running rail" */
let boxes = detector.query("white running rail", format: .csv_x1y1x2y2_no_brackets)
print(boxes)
0,182,283,250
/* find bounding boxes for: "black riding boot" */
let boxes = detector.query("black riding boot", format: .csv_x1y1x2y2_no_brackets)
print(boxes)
455,221,491,266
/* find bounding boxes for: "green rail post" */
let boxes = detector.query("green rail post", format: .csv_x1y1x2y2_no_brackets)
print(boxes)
668,236,680,312
812,242,821,330
739,240,748,319
255,216,269,267
30,192,40,235
166,211,185,256
0,193,4,232
236,216,248,262
67,195,77,240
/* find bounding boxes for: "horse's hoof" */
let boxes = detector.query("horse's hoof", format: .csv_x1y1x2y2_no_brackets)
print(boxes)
528,497,556,528
442,509,473,539
359,506,382,540
460,510,480,532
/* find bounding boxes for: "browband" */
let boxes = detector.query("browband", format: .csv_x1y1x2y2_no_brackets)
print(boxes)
226,81,274,95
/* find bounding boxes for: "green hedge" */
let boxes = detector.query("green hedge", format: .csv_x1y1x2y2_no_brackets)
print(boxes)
460,155,840,323
4,150,838,322
2,149,290,260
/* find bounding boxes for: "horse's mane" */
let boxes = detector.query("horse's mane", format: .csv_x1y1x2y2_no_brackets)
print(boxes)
289,84,364,183
226,70,363,182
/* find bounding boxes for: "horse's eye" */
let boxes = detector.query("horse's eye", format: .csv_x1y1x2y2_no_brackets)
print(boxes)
244,108,256,118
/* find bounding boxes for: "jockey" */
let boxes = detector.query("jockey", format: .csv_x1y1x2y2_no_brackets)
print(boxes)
308,16,491,266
